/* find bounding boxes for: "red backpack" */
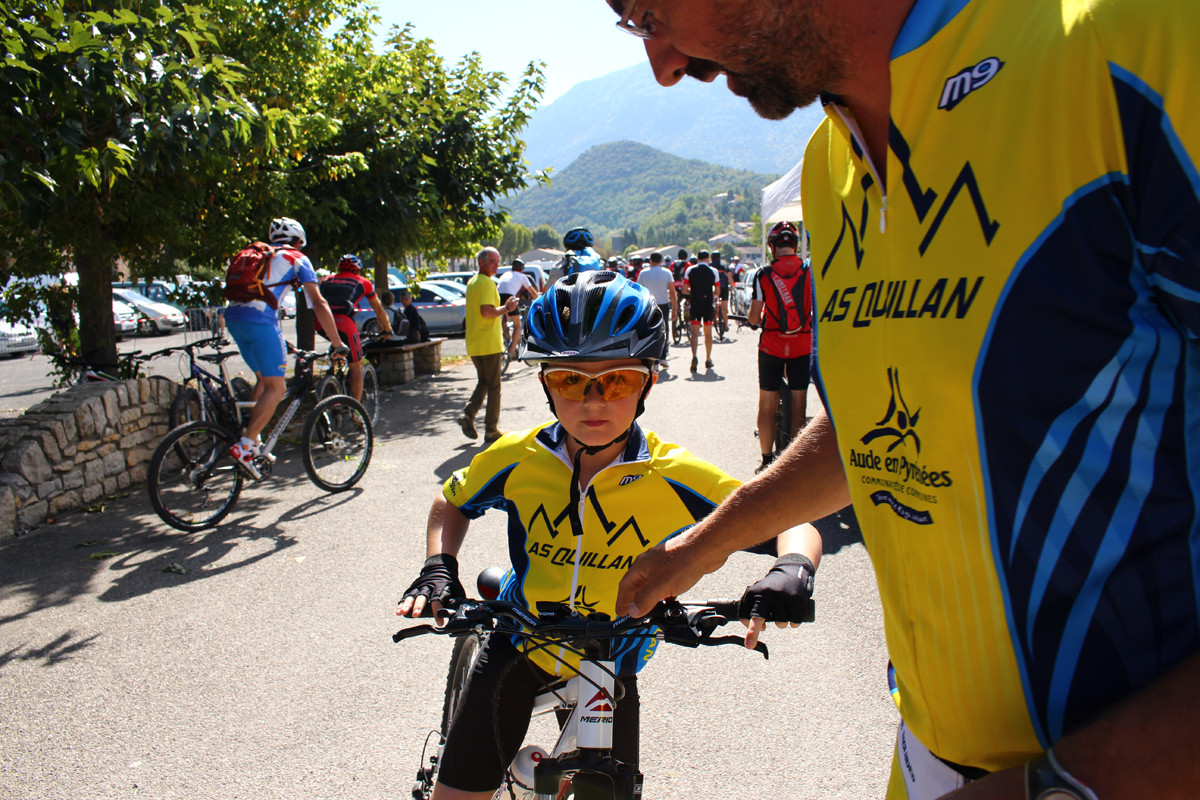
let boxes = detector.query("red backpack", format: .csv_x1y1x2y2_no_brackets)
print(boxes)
223,242,297,308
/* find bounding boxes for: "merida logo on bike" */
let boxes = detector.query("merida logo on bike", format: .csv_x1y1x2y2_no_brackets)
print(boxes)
581,689,614,724
939,57,1004,111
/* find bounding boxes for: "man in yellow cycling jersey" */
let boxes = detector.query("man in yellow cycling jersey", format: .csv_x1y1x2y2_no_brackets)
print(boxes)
603,1,1200,797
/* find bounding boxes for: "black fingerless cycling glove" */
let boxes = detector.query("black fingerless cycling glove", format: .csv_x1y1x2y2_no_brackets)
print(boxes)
401,554,465,614
738,553,816,623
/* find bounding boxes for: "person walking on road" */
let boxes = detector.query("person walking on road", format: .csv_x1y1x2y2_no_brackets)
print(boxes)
459,247,516,443
636,251,678,371
682,250,719,373
749,222,813,474
603,0,1200,797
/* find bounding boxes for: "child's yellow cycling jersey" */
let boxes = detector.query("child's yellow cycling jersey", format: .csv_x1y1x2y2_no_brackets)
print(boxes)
802,0,1200,771
443,422,742,677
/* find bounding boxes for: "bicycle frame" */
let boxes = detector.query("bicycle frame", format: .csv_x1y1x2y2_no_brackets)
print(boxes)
182,341,253,428
398,595,776,800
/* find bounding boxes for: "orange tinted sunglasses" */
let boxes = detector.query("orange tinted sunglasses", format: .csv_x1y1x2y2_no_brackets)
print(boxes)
542,365,650,402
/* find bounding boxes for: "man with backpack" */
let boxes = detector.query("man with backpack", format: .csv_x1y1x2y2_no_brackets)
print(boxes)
318,254,394,403
749,222,813,474
222,217,345,478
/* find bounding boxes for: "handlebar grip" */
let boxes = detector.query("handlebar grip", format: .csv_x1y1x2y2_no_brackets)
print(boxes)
707,599,741,620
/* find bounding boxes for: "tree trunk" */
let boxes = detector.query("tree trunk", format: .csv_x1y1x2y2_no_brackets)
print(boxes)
74,249,117,367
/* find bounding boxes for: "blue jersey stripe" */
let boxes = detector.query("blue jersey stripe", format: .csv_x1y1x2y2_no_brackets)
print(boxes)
892,0,973,60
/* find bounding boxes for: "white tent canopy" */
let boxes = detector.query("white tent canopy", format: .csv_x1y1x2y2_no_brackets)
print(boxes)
761,157,806,257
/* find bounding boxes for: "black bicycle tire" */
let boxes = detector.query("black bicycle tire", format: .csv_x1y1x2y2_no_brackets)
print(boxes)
169,386,205,429
440,632,485,736
301,395,373,492
231,376,253,401
360,362,379,426
316,374,343,405
775,383,792,456
147,420,244,531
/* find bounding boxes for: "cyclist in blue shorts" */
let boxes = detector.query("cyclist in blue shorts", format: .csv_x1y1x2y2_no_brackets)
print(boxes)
398,271,821,800
223,217,344,477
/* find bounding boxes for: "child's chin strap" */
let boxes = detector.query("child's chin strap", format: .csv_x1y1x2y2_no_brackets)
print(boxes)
566,428,631,539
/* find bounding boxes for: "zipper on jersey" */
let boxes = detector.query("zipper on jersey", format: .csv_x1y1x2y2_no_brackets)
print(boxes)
831,103,889,234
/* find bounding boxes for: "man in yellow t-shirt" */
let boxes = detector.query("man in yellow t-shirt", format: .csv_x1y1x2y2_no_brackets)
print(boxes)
460,246,517,442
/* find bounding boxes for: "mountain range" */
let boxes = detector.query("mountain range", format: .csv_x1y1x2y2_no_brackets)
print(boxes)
520,63,827,176
501,140,778,234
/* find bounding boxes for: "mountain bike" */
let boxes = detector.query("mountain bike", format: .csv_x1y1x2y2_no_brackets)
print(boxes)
672,299,689,346
147,344,372,531
500,298,531,376
315,339,384,426
60,343,179,385
397,569,810,799
168,337,254,430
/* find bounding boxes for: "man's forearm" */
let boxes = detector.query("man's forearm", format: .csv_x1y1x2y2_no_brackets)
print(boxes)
691,411,850,558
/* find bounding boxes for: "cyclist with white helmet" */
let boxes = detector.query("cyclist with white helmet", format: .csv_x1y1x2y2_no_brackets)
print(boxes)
224,217,344,478
398,271,822,800
318,254,394,402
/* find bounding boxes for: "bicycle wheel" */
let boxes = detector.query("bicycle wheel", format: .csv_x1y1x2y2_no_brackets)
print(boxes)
671,315,682,345
316,374,343,404
411,632,486,799
231,376,253,401
774,384,793,456
360,362,379,426
169,386,206,428
441,632,485,734
147,421,244,531
301,395,373,492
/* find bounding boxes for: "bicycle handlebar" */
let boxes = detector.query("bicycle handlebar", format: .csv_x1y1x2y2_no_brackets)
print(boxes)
393,596,768,659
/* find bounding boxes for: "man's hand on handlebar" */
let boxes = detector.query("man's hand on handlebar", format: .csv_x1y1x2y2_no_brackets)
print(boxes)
398,554,466,624
738,553,816,649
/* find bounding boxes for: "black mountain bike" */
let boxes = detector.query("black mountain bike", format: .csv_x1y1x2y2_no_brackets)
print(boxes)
147,345,372,531
168,337,254,430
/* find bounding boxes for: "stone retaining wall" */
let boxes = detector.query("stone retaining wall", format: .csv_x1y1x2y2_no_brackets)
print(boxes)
0,377,177,537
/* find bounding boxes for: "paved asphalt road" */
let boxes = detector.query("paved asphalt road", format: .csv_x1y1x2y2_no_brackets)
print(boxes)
0,323,896,799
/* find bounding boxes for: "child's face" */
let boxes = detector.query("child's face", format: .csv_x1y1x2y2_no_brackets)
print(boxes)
541,358,656,448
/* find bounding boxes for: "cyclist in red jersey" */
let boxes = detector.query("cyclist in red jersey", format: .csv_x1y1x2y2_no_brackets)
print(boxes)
749,222,812,473
318,254,393,401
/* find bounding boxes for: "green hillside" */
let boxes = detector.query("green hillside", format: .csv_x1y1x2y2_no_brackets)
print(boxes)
503,141,778,238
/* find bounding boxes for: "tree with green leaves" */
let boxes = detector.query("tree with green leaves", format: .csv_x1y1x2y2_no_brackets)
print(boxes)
531,224,560,250
0,1,262,366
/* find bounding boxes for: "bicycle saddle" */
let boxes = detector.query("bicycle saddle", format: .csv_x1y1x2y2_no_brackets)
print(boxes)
199,352,239,364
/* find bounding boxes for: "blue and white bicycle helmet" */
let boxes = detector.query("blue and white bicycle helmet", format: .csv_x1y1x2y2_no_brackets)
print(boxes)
521,271,668,366
562,227,594,251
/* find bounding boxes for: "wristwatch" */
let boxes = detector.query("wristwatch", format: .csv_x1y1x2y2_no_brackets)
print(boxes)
1025,748,1099,800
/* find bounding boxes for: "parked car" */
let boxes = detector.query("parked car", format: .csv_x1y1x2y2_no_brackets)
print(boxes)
422,279,467,298
0,305,39,357
425,271,475,287
111,280,185,313
356,281,467,336
112,287,186,334
112,299,138,338
278,291,297,318
730,266,761,320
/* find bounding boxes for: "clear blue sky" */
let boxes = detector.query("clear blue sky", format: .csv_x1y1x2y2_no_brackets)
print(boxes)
373,1,652,104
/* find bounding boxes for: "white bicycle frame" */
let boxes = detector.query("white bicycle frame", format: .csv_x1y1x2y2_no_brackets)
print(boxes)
499,658,618,800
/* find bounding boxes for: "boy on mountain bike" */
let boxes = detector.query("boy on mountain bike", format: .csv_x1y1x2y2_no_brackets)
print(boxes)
397,272,820,800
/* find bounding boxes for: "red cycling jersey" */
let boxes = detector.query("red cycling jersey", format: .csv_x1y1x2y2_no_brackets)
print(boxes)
751,254,813,359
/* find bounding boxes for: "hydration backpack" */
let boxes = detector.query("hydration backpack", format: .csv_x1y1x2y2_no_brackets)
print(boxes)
223,242,296,309
319,273,368,317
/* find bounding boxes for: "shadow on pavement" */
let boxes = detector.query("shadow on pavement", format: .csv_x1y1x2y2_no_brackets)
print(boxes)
814,506,864,556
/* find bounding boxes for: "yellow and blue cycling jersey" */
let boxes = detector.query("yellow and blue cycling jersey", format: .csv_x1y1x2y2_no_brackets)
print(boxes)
802,0,1200,772
443,421,742,677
